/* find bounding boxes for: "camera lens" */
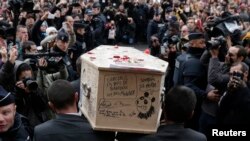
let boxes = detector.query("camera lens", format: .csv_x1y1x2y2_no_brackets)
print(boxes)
26,80,38,92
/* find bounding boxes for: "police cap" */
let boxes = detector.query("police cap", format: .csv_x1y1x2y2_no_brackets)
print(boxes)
92,2,101,8
57,29,69,42
0,86,15,107
85,9,93,16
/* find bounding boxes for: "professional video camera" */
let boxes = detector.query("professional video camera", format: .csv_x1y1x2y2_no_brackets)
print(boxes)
205,35,228,62
206,36,226,50
24,49,66,74
205,12,242,44
162,35,180,48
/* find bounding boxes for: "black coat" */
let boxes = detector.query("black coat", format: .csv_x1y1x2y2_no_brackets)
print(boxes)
31,20,47,46
146,20,160,44
33,114,115,141
92,14,106,47
218,87,250,125
0,61,15,92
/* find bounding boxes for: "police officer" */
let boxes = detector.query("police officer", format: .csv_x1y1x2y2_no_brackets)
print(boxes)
173,32,207,130
0,86,32,141
48,29,76,81
92,2,106,47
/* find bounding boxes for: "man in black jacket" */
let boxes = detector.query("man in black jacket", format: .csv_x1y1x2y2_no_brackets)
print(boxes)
218,62,250,125
0,85,32,141
70,21,87,71
146,11,161,45
33,80,115,141
92,2,106,47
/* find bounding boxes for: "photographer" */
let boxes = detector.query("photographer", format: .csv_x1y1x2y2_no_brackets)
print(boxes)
122,17,136,44
14,60,50,128
114,4,128,43
161,36,179,92
199,43,247,135
208,45,247,92
218,62,250,125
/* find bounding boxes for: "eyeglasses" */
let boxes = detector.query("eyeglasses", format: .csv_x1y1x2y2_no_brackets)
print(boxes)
181,30,188,33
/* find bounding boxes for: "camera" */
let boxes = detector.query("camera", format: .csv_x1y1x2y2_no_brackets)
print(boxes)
163,35,180,48
232,71,243,80
205,13,242,39
168,35,180,45
24,51,65,73
206,36,226,50
22,77,38,92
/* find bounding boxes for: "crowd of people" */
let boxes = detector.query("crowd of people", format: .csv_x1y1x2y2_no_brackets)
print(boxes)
0,0,250,140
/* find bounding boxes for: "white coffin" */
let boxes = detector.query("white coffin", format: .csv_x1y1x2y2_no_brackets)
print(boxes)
80,45,168,133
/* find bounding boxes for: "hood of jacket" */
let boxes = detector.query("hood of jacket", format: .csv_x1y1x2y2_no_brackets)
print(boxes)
14,60,25,82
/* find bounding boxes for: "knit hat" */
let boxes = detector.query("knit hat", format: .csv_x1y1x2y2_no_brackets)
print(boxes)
46,27,58,35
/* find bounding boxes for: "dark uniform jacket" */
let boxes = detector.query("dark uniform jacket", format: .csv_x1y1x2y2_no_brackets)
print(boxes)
0,113,32,141
53,46,76,81
176,47,207,130
180,47,207,99
33,114,115,141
